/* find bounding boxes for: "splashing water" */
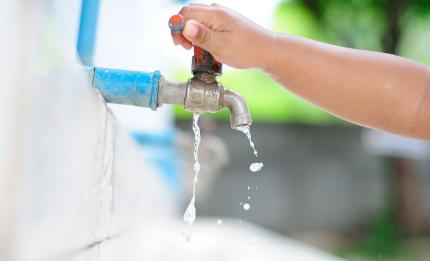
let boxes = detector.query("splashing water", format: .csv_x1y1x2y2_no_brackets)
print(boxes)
236,125,262,217
236,125,263,172
183,113,201,241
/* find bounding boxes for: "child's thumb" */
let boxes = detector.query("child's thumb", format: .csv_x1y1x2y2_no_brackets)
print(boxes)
183,20,218,53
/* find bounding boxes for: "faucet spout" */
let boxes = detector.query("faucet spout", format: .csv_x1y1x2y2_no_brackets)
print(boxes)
223,89,252,129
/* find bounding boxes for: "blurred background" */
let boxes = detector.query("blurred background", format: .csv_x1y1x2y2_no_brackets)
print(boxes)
171,0,430,260
1,0,430,260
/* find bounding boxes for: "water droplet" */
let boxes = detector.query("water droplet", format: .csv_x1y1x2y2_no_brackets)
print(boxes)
248,196,251,200
217,219,222,225
250,162,263,172
243,203,251,211
247,186,250,190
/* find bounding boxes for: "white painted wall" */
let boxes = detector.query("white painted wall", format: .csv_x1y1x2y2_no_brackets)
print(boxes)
0,1,174,260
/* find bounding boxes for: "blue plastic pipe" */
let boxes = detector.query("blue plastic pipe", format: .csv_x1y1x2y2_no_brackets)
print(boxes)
77,0,100,65
78,2,161,110
92,67,161,110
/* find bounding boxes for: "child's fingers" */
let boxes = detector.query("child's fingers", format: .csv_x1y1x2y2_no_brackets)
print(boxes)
179,4,217,27
171,32,193,49
171,32,183,45
172,37,179,46
181,41,193,50
182,20,220,54
171,32,190,45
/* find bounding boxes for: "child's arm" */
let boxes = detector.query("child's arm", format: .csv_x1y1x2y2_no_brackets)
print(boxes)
173,4,430,139
267,35,430,139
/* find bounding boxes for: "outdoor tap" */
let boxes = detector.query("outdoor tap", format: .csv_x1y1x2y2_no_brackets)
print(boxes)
90,15,252,129
166,15,252,129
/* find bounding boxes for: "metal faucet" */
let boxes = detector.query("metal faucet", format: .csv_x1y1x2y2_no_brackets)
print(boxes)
159,74,252,129
91,15,252,129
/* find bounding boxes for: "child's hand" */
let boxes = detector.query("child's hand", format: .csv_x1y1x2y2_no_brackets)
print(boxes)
171,4,276,70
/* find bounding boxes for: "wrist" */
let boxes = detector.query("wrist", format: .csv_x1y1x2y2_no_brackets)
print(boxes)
257,31,280,73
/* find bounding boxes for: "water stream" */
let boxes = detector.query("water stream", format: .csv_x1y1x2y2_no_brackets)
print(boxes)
183,113,201,241
182,119,263,240
236,125,258,156
236,125,263,212
236,125,263,173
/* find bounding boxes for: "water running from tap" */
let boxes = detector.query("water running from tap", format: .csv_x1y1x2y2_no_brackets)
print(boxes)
236,125,263,213
183,113,201,241
236,125,263,173
236,125,258,157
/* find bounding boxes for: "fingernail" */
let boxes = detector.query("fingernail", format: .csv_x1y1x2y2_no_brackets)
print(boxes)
183,21,199,38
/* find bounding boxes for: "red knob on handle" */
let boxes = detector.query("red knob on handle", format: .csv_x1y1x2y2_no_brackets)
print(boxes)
168,15,185,33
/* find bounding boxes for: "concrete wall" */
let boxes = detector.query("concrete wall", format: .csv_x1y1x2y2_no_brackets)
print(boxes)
0,2,173,260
